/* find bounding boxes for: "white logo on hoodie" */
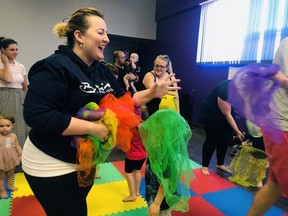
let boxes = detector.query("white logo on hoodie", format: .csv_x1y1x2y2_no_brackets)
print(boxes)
79,82,114,94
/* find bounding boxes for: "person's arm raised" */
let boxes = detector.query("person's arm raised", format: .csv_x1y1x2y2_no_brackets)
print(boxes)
134,73,181,106
0,53,12,83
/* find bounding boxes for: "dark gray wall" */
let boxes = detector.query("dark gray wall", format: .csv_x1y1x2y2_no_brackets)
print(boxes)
107,0,248,130
152,0,232,126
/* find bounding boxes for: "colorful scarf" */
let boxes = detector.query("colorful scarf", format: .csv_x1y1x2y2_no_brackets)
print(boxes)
139,109,194,212
228,63,283,143
74,92,141,187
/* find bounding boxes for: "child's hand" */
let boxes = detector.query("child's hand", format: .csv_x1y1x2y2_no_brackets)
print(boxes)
148,202,160,216
131,61,136,69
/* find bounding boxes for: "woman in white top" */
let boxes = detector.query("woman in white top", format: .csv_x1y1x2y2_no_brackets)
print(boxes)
0,37,29,149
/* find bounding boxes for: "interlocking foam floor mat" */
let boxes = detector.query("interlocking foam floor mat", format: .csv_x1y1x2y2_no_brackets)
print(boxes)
0,160,286,216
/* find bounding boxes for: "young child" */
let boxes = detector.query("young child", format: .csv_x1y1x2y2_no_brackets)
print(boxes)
139,109,194,216
123,53,140,92
122,105,148,202
0,115,22,198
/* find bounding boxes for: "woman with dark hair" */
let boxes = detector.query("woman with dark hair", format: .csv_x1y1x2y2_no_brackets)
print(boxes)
200,80,244,176
0,37,29,149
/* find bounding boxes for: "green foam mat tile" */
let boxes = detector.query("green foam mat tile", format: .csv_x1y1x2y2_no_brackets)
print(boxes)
0,198,11,216
189,159,202,169
108,206,148,216
93,162,125,185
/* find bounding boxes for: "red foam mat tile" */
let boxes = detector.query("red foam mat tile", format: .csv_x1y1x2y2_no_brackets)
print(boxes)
172,195,225,216
190,168,236,195
11,195,45,216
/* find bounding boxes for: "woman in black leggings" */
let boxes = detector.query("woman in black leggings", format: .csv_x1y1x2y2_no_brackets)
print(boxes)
200,80,244,176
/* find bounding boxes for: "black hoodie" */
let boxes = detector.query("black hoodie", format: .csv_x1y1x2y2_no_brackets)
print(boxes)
23,45,125,163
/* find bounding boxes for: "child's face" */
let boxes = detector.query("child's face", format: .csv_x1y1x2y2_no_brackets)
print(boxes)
0,118,14,136
130,53,139,63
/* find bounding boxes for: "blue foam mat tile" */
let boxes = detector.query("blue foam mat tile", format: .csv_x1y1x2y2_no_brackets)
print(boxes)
139,177,146,199
202,187,285,216
139,177,196,202
0,177,12,200
177,181,196,197
189,189,196,197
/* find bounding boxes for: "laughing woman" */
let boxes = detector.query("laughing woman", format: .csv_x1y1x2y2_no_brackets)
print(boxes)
21,7,180,216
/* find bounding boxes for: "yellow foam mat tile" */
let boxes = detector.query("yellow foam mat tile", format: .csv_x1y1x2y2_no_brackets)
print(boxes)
12,173,34,198
87,180,147,216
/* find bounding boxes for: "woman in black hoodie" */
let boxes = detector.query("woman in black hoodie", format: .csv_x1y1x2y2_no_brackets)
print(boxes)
22,7,180,216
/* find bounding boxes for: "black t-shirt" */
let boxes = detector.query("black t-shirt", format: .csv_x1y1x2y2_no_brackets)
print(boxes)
200,80,230,121
114,64,127,90
127,63,140,75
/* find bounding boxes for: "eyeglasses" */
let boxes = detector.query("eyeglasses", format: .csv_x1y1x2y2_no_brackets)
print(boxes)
154,64,167,69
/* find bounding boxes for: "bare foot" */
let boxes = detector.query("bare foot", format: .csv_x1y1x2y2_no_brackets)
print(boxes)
7,186,18,191
0,191,8,199
122,195,137,202
136,193,140,197
216,165,232,174
202,167,210,176
95,174,101,179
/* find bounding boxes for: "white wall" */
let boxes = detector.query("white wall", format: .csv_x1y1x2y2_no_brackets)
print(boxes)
0,0,156,70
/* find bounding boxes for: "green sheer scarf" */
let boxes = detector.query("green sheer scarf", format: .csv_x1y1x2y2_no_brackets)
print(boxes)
139,109,194,212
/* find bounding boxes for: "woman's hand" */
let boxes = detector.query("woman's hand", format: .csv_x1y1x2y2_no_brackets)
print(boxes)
235,130,245,140
62,118,109,142
0,53,8,64
153,73,181,98
133,73,181,106
89,121,110,142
